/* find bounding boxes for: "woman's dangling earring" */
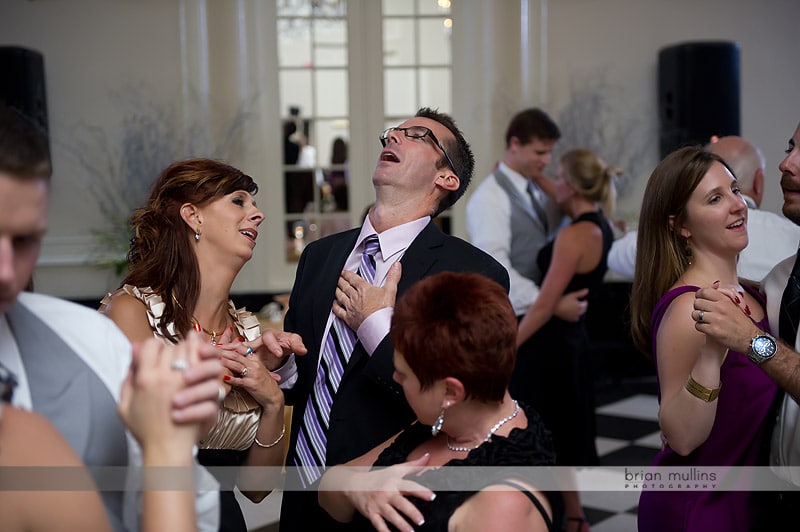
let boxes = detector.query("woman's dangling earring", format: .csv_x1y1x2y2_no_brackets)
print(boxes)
681,235,692,266
431,408,445,437
195,228,201,241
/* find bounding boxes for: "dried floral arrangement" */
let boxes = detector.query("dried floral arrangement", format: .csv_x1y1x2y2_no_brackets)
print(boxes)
60,84,252,274
553,76,655,224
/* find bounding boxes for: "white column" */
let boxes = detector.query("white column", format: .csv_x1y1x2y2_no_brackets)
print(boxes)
449,0,546,238
178,0,211,150
346,0,385,226
521,0,548,104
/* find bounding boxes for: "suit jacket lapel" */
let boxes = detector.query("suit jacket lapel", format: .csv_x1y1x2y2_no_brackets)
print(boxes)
311,230,359,364
396,220,444,294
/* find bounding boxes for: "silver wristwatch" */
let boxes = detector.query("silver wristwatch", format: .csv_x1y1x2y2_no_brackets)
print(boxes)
747,332,778,365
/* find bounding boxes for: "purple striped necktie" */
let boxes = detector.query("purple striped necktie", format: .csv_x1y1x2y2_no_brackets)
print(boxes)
294,235,380,485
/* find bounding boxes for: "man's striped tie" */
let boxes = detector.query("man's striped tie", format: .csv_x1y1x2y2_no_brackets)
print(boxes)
294,235,380,485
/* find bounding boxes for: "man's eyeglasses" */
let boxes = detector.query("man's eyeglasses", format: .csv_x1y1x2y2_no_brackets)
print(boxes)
380,126,458,179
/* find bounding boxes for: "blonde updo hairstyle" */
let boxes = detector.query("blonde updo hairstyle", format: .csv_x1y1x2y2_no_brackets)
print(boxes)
560,148,619,217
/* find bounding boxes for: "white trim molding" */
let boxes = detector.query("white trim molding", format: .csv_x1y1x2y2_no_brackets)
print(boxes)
37,235,111,267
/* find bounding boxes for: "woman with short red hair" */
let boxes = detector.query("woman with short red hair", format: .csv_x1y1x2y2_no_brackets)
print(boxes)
319,271,560,532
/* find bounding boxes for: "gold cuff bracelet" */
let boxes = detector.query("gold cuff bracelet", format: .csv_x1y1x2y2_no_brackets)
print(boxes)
685,375,721,402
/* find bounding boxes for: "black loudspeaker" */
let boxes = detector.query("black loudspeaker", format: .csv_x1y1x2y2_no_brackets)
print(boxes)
658,41,740,158
0,46,49,135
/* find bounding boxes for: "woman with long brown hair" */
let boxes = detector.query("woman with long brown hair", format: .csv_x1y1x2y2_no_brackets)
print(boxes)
631,146,777,531
100,158,285,532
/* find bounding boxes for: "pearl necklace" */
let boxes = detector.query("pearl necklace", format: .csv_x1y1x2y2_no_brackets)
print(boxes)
446,400,520,452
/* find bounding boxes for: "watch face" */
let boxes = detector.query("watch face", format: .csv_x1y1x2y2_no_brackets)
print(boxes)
754,335,777,357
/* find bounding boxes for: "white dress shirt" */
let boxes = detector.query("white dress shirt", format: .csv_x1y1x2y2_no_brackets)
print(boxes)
466,162,542,315
608,196,800,283
340,215,429,355
607,230,638,280
0,292,220,532
764,254,800,485
278,214,430,379
738,196,800,282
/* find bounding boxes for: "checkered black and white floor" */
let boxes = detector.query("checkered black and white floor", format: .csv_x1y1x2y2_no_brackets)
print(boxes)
583,377,660,531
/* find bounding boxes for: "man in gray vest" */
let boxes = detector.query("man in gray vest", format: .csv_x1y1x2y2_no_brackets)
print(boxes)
466,106,593,527
0,103,221,531
467,108,588,323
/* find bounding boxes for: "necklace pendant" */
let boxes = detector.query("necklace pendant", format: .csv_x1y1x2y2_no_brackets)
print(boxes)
191,316,225,345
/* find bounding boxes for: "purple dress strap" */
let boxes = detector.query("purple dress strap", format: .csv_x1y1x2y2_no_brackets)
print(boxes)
650,285,700,360
650,284,768,370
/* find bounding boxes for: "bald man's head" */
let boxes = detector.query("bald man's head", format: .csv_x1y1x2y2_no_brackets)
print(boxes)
706,136,765,206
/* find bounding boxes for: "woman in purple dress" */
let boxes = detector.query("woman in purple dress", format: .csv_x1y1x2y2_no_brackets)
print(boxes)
630,146,778,531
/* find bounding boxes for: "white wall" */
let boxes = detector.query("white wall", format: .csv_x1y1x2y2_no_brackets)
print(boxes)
2,1,183,233
3,0,799,298
546,0,800,220
2,0,282,299
2,1,184,296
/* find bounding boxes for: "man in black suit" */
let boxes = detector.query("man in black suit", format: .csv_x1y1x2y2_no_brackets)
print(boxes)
276,108,509,530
